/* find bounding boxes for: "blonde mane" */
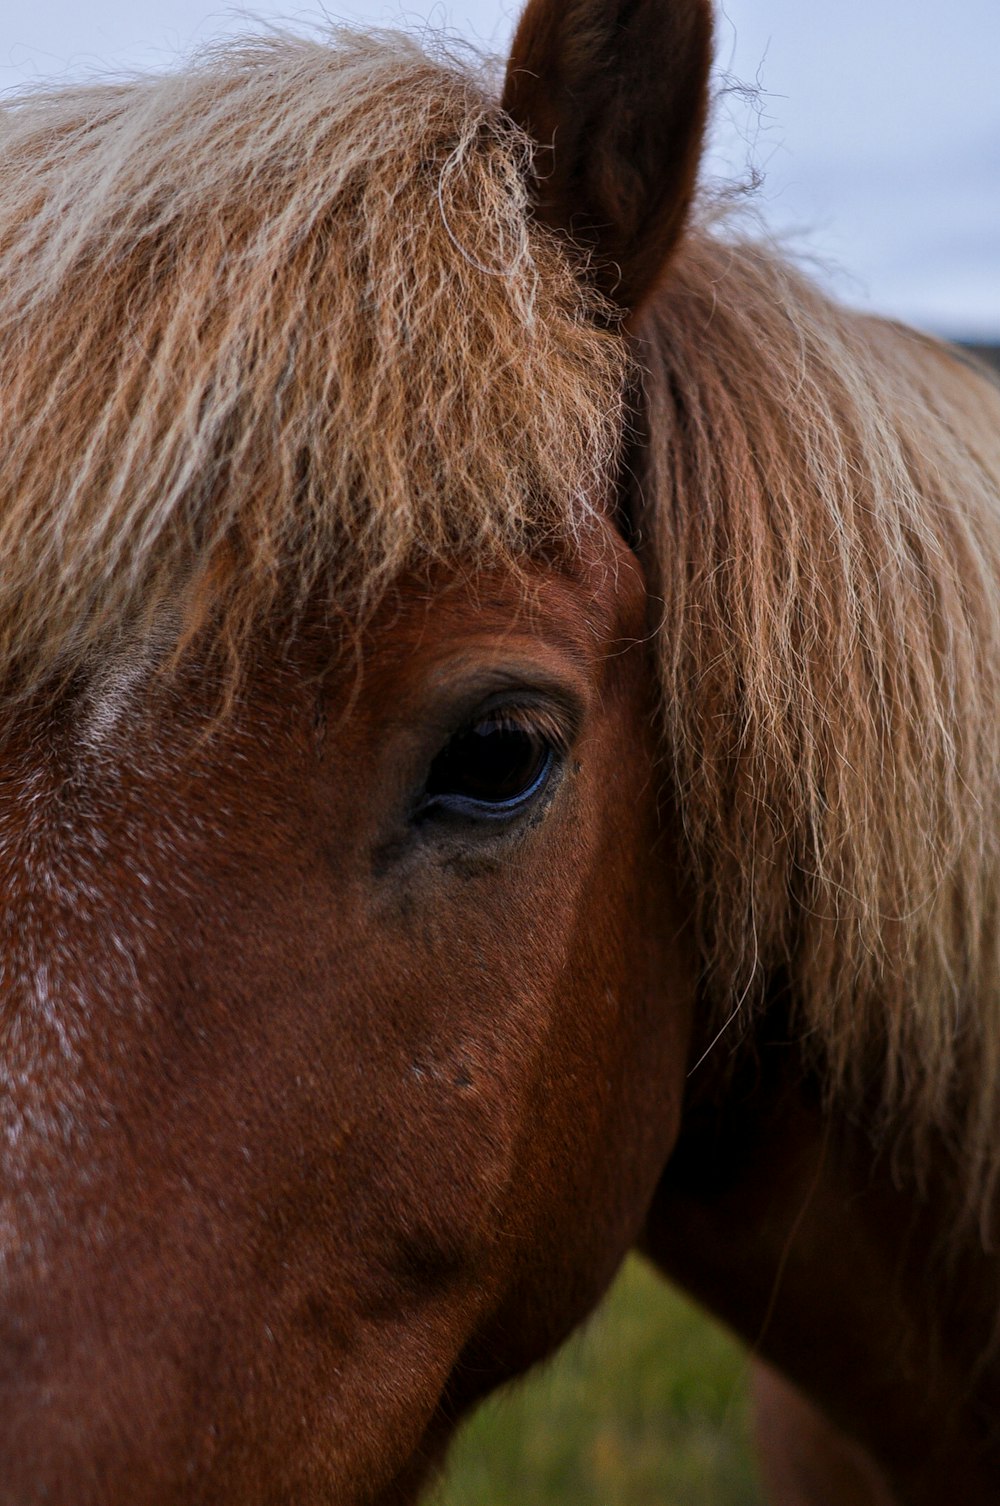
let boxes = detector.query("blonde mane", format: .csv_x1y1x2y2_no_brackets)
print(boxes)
2,32,999,1221
0,32,624,692
641,241,1000,1219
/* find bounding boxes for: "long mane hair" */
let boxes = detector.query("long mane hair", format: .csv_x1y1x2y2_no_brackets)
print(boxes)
641,245,1000,1223
2,34,999,1223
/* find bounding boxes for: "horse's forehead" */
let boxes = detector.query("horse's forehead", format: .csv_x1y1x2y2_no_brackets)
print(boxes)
359,534,646,681
63,531,641,769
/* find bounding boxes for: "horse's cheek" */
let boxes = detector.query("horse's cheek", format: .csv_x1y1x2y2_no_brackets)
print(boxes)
443,659,695,1384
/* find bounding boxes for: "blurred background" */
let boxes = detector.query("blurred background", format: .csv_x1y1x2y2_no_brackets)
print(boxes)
4,3,995,1500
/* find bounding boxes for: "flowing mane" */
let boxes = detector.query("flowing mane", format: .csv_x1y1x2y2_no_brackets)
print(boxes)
640,242,1000,1222
2,28,999,1227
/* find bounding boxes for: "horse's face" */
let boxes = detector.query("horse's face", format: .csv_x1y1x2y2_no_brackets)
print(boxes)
1,516,695,1502
2,0,715,1495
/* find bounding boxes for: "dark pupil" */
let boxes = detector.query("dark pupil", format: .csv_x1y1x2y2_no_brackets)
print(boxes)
427,720,547,806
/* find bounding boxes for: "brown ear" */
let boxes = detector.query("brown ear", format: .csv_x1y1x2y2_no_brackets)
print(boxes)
502,0,713,316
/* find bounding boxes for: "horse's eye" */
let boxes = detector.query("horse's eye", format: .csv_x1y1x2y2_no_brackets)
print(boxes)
421,715,556,819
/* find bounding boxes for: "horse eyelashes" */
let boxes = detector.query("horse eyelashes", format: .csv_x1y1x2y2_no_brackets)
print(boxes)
421,708,561,819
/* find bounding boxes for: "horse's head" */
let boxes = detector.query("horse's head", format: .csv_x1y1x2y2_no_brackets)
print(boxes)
1,544,688,1502
0,2,712,1500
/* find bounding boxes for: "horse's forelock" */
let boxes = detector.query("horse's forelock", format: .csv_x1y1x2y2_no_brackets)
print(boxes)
0,31,626,704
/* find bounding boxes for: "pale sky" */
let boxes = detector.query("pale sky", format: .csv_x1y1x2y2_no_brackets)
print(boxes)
3,0,998,338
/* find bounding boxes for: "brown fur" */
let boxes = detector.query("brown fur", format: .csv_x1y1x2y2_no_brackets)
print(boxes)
751,1360,899,1505
3,26,997,1232
4,13,1000,1500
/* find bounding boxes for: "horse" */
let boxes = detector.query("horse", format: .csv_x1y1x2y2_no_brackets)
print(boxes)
0,1,998,1501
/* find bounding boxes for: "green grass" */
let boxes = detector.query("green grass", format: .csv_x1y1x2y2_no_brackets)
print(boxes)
434,1255,764,1506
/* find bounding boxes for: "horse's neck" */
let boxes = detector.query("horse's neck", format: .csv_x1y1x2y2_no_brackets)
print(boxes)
640,1026,1000,1503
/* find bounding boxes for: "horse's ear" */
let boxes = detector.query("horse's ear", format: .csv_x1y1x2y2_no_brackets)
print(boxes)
502,0,713,317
